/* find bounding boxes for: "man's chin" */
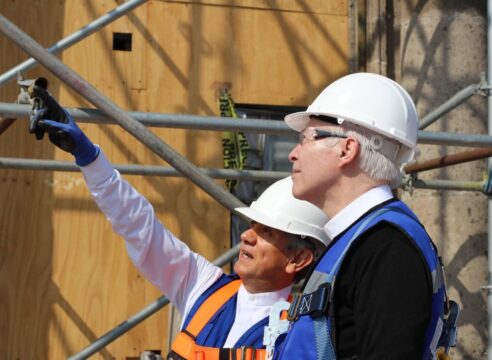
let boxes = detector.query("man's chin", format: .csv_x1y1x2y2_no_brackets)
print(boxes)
294,187,324,209
233,261,245,277
291,183,307,201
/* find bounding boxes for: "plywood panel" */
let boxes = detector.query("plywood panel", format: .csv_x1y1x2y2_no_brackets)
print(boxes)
0,0,349,358
167,0,348,15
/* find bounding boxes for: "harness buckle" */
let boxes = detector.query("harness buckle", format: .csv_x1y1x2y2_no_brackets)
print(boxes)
287,293,302,321
437,300,460,352
287,283,331,321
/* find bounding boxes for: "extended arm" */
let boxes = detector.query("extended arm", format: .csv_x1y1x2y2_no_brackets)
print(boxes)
35,110,223,317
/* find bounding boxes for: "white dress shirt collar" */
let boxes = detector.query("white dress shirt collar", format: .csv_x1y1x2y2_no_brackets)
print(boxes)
324,185,394,240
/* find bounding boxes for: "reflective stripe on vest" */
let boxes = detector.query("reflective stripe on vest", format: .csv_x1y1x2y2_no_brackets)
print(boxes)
169,279,267,360
278,201,446,360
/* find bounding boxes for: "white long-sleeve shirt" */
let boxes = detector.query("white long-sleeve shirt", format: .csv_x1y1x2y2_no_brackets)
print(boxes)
80,150,291,346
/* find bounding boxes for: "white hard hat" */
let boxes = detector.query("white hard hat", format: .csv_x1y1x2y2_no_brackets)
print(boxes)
285,72,420,165
235,176,330,248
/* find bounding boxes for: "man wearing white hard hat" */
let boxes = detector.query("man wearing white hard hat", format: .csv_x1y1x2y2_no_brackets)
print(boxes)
30,102,331,360
277,73,452,360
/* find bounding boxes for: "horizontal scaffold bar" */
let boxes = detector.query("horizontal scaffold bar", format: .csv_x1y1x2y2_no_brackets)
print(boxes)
0,157,289,181
0,157,486,193
2,103,492,147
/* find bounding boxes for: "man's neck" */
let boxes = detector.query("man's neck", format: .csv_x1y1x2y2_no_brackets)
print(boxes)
321,175,381,218
241,278,293,294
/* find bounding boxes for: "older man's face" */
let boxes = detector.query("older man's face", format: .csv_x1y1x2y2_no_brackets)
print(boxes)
288,119,343,209
234,222,296,293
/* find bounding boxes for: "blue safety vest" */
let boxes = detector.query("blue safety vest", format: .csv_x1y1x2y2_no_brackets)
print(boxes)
181,274,268,348
278,200,446,360
168,274,269,360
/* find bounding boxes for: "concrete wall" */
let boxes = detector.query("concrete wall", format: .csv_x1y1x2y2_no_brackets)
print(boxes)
365,1,487,358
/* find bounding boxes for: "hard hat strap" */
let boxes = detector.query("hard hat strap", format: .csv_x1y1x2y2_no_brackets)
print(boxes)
367,134,401,162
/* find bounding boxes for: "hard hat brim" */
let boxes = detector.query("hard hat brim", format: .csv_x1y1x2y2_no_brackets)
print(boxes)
284,111,315,132
235,206,330,248
235,206,281,232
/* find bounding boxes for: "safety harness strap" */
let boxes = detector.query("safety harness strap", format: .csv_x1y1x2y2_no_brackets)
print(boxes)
171,279,269,359
284,206,396,360
186,279,242,337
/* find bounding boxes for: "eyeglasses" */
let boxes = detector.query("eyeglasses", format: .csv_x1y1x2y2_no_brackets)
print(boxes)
298,127,347,145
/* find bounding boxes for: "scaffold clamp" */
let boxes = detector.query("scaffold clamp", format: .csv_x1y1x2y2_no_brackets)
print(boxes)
402,174,416,195
483,168,492,196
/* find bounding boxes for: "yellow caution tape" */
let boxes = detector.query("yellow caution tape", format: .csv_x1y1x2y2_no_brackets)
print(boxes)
219,90,249,192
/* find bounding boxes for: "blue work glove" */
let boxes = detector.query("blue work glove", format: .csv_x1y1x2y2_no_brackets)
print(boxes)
38,112,100,166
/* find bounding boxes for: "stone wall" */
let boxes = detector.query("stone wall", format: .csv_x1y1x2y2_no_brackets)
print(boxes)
366,1,487,358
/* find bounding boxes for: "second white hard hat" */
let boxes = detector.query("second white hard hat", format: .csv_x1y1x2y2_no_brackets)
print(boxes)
235,176,330,249
284,72,420,166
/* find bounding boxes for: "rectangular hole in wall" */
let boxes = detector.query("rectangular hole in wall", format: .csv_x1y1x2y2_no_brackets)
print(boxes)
113,32,132,51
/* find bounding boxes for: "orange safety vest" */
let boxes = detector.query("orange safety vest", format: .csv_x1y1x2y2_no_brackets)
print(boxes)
168,279,266,360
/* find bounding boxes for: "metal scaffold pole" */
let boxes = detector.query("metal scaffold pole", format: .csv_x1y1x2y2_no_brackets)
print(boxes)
0,157,290,182
0,102,292,135
4,102,492,147
488,1,492,359
0,13,245,214
0,157,486,192
419,82,484,130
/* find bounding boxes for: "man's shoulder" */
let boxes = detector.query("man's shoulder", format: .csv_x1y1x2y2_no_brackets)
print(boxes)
355,221,422,257
347,221,433,286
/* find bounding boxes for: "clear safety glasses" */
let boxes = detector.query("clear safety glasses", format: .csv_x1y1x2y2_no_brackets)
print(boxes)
298,127,347,145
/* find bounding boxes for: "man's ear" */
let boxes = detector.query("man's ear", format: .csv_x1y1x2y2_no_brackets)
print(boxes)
338,137,360,167
286,248,314,276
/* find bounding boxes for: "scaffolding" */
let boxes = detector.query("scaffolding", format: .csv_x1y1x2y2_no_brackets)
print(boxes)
0,1,491,359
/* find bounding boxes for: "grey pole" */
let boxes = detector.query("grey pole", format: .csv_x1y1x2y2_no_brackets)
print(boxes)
0,157,485,193
4,102,492,147
487,1,492,359
417,131,492,147
0,0,148,86
401,178,486,193
69,244,240,360
0,13,245,212
0,102,293,135
419,83,482,130
0,157,289,181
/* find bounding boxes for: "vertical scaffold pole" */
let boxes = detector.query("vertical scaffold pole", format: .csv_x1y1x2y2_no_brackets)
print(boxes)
488,0,492,359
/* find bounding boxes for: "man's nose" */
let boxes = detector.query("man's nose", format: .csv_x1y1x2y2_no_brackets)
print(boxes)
289,143,300,163
240,228,257,244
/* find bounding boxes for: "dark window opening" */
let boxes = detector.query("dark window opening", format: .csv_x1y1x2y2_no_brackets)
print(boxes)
112,32,132,51
227,104,306,252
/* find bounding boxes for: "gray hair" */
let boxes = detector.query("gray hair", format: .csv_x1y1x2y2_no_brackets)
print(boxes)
286,234,325,282
323,123,402,187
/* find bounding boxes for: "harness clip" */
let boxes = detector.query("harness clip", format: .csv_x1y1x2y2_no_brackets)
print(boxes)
287,283,332,321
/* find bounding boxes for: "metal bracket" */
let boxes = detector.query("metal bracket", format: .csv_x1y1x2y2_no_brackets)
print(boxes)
480,285,492,293
402,173,416,195
478,72,492,97
483,167,492,196
263,300,290,360
16,73,36,105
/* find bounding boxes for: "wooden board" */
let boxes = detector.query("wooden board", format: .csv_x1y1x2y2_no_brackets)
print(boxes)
0,0,348,358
